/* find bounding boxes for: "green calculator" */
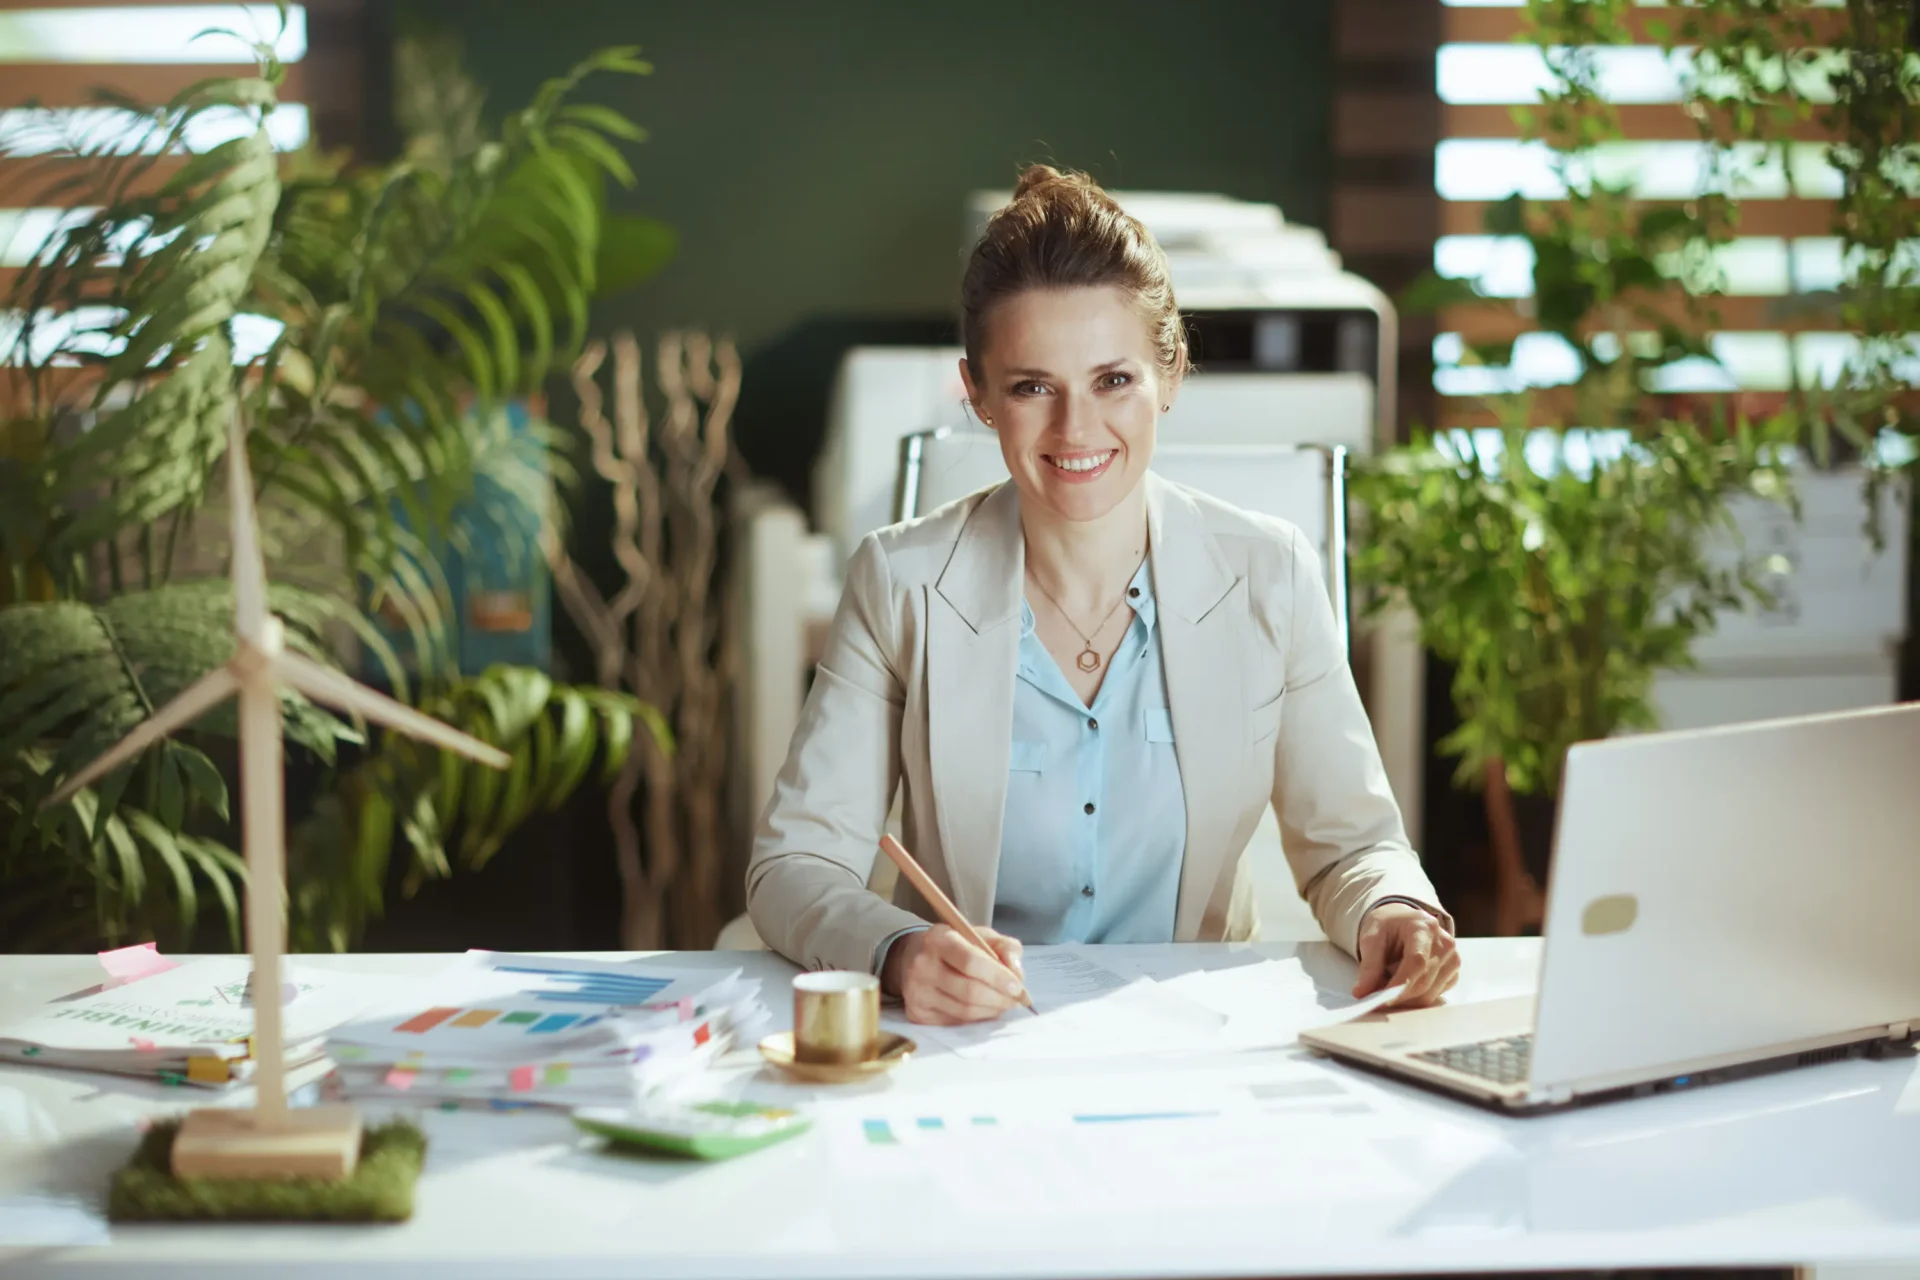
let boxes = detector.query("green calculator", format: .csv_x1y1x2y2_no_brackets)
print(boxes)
573,1100,812,1160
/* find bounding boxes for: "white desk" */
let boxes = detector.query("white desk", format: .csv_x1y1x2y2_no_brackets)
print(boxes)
2,941,1917,1279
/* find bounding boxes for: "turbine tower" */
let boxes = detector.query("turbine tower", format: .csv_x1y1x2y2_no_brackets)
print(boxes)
49,411,510,1178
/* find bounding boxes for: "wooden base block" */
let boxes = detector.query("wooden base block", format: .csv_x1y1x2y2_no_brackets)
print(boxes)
170,1105,363,1181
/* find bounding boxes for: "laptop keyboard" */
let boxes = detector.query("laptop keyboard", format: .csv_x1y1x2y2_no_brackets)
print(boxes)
1412,1033,1533,1085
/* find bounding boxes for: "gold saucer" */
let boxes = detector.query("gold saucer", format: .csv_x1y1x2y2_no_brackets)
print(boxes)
757,1031,916,1083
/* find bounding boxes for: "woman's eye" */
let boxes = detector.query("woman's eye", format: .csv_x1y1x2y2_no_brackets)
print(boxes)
1099,372,1132,389
1011,381,1048,397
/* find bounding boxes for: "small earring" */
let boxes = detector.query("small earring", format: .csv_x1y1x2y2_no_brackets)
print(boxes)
1160,403,1170,412
980,412,994,427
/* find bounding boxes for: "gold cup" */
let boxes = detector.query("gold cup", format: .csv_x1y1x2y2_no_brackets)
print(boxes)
792,971,880,1065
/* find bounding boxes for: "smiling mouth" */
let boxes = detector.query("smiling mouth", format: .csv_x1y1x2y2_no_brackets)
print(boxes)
1044,450,1117,474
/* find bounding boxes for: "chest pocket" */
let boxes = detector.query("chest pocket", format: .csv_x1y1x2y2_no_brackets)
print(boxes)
1143,708,1176,743
1008,740,1048,773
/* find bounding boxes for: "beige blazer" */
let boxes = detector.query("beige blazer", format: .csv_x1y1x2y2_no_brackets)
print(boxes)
747,473,1449,974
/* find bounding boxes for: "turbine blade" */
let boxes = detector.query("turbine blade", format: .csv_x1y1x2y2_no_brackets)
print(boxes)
274,652,511,770
43,667,240,808
226,407,270,642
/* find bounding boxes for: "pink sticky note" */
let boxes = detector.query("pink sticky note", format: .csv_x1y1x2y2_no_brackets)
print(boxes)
508,1065,535,1092
385,1067,417,1091
99,942,179,986
130,1037,156,1052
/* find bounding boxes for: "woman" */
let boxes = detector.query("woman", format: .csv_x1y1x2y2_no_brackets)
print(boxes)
748,166,1457,1026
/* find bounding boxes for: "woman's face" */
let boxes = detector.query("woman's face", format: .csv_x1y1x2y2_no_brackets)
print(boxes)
960,285,1173,527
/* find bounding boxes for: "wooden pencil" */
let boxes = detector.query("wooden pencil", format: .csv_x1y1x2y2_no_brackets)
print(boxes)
878,834,1035,1012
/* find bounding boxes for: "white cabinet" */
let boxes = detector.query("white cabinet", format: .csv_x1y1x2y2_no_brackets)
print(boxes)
1652,469,1910,733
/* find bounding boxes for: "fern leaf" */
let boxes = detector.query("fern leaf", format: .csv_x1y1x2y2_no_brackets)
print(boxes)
0,584,357,794
101,813,146,906
178,833,245,949
127,808,197,938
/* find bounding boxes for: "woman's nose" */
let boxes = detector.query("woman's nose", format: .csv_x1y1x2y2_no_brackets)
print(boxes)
1052,389,1099,442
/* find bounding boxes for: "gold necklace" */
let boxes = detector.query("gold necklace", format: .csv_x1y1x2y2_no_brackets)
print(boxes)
1027,561,1140,673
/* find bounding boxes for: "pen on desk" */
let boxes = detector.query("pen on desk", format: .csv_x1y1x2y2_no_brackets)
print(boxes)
877,834,1035,1012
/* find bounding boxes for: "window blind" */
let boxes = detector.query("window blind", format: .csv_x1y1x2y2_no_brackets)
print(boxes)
0,2,344,403
1432,0,1880,429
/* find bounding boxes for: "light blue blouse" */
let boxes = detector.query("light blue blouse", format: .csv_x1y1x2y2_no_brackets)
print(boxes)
871,560,1186,972
993,558,1186,944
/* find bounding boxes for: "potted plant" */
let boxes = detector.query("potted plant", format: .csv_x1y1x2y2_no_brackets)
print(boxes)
0,22,671,952
1350,412,1790,934
1348,0,1814,934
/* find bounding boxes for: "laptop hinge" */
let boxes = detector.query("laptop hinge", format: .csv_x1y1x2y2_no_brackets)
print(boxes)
1889,1021,1912,1041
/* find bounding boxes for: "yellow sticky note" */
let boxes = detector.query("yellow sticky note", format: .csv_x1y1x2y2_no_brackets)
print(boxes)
186,1056,231,1085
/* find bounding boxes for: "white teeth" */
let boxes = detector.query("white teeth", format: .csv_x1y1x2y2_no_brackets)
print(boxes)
1048,451,1114,474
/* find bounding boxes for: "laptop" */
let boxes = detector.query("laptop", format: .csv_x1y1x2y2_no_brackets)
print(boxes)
1302,702,1920,1113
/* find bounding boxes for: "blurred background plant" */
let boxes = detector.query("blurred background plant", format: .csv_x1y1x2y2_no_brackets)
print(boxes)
0,8,674,952
1346,0,1914,934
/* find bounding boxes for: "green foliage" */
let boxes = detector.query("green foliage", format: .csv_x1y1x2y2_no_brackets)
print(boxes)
3,76,283,591
1350,0,1847,798
2,757,247,953
1352,415,1793,794
0,583,358,776
288,666,670,952
0,31,674,951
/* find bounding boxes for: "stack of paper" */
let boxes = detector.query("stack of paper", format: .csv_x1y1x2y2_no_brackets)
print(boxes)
900,948,1406,1061
326,953,770,1109
0,957,394,1087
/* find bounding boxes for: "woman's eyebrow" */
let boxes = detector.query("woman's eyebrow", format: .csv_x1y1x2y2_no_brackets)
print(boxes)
1003,358,1135,380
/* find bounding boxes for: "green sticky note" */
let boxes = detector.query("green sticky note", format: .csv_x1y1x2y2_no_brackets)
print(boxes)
500,1012,539,1026
544,1064,571,1086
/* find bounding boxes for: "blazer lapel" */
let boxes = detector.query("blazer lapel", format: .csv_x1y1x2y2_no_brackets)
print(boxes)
928,483,1023,926
1149,475,1250,940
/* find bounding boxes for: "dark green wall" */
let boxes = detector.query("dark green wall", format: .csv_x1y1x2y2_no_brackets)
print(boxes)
407,0,1334,497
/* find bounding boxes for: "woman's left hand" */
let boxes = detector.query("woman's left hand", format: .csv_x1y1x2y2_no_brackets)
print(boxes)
1353,903,1459,1008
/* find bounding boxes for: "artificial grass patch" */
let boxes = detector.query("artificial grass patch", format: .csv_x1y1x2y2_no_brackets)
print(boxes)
107,1119,426,1223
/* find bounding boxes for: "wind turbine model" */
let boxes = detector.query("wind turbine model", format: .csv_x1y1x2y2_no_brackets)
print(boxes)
48,412,510,1179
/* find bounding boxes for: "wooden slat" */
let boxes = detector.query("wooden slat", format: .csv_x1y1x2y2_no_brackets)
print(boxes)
1337,91,1439,156
1442,6,1851,46
0,365,104,411
1442,198,1838,239
0,266,125,298
1444,101,1838,142
1335,0,1442,60
3,61,309,107
1435,388,1920,431
1332,187,1439,254
0,155,204,203
1441,294,1844,344
1433,387,1757,429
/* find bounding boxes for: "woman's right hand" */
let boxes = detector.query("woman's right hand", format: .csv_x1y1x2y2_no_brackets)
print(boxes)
882,925,1027,1025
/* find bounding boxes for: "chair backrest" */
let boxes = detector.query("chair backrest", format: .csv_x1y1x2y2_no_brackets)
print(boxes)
896,429,1348,649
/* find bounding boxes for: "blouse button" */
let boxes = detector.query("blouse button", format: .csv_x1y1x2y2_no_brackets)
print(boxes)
1083,802,1096,815
1087,717,1098,730
1128,587,1140,598
1081,885,1096,898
